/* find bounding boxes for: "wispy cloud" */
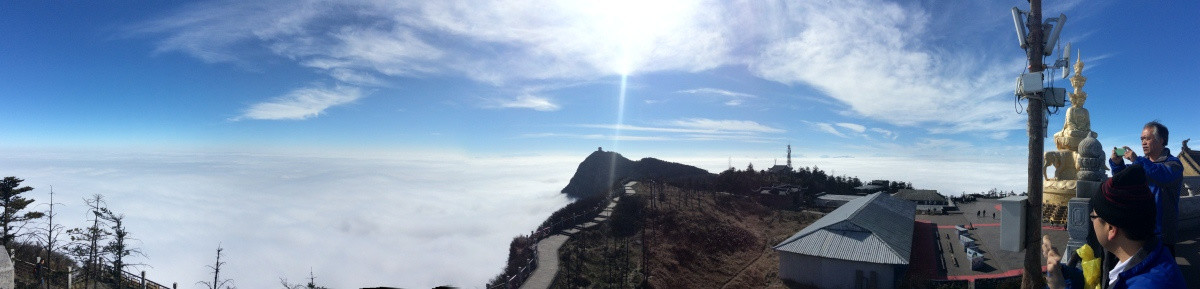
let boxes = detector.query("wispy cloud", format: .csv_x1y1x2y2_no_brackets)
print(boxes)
870,127,898,140
813,122,846,138
835,122,866,133
133,1,732,84
489,94,561,111
676,88,754,98
233,86,362,121
520,133,671,141
553,118,784,142
675,88,757,106
810,121,900,141
579,119,784,135
136,1,1032,130
669,118,783,133
749,1,1024,134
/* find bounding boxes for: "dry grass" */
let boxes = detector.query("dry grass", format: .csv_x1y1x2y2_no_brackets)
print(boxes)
555,183,820,289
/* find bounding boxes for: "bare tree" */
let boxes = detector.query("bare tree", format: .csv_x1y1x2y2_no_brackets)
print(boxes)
199,245,234,289
66,194,112,289
32,186,68,289
280,269,328,289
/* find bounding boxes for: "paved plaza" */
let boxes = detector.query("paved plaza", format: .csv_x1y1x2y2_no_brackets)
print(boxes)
912,198,1200,285
912,199,1069,281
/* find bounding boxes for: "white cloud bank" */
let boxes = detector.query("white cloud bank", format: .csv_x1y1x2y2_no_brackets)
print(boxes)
134,0,1026,134
1,149,576,288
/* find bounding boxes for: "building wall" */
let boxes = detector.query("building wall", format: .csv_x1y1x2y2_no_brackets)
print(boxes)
779,252,896,289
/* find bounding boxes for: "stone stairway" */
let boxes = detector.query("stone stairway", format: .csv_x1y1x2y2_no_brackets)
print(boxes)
519,181,638,289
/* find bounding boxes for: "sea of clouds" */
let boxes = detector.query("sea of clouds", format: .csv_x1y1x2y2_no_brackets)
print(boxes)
1,149,575,288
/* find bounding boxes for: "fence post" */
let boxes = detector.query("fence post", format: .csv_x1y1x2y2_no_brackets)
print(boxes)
140,271,146,289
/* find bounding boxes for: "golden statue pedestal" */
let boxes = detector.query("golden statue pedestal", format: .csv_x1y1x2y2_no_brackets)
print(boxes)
1042,180,1102,224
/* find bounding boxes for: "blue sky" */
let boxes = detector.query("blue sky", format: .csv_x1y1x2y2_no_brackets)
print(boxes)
4,1,1199,159
2,0,1199,288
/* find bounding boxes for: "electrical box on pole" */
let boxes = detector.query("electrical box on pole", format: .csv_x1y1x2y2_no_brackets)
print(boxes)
1043,87,1066,107
1016,72,1043,96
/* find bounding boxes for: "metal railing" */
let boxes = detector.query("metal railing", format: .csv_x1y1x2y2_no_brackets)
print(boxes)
12,257,174,289
486,244,539,289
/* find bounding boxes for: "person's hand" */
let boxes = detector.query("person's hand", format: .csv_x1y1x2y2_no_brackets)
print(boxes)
1123,146,1137,162
1043,235,1065,289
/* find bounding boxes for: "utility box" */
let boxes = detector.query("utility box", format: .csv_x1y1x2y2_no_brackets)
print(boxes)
1016,72,1043,96
1000,196,1027,252
1044,87,1067,107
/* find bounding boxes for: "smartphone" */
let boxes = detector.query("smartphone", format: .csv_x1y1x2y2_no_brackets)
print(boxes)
1114,147,1126,156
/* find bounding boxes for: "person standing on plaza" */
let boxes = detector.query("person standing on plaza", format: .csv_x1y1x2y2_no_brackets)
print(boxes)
1109,121,1183,255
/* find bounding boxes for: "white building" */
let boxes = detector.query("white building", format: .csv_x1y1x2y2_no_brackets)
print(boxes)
774,192,916,289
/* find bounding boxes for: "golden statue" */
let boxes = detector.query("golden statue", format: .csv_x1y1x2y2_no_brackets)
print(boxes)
1043,55,1107,223
1052,56,1097,151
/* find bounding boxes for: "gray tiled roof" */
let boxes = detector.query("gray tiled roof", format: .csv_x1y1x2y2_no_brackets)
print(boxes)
893,189,946,202
774,192,916,264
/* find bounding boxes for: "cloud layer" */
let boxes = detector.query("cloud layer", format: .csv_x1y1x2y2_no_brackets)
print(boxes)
1,149,575,288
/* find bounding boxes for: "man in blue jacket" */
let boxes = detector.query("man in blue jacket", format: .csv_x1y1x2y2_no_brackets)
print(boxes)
1110,121,1183,255
1043,164,1185,289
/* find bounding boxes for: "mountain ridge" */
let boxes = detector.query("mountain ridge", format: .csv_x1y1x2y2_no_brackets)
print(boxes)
559,149,714,199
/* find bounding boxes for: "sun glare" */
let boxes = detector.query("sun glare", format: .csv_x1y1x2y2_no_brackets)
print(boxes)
582,0,692,186
584,0,693,76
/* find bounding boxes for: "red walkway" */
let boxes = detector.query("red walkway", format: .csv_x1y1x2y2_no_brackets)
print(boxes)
944,266,1047,282
908,220,942,279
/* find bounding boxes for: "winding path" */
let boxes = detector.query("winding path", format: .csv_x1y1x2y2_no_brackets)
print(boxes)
519,181,637,289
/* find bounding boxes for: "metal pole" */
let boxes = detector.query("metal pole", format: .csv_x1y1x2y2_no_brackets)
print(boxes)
1022,0,1046,288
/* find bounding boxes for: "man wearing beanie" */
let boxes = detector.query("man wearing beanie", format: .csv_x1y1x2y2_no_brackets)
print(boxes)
1110,121,1183,255
1043,164,1185,289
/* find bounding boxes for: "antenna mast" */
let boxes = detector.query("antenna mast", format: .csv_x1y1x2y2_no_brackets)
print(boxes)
787,144,792,168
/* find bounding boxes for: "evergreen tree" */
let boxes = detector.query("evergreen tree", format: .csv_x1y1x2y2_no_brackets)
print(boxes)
0,176,45,248
102,212,143,289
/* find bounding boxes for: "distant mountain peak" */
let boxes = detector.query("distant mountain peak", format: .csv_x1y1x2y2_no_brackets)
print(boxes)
560,150,712,199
